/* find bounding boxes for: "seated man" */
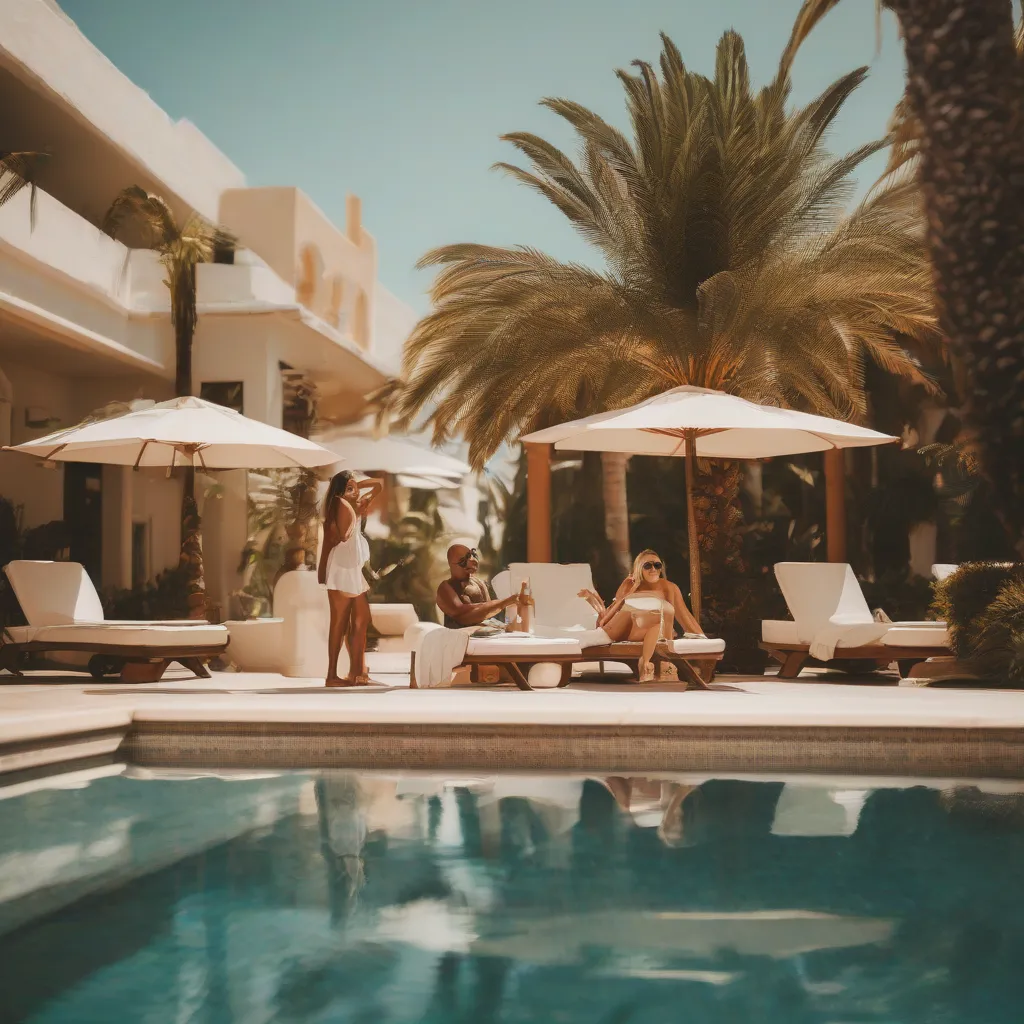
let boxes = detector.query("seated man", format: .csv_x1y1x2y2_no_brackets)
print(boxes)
436,544,518,628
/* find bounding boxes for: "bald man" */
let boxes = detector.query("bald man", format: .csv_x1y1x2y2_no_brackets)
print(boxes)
436,544,518,628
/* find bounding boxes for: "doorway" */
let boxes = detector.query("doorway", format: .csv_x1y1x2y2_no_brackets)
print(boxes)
63,463,103,585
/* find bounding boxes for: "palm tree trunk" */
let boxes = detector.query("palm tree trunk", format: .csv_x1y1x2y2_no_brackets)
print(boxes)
692,459,745,619
179,474,206,619
887,0,1024,536
173,262,205,617
601,451,631,577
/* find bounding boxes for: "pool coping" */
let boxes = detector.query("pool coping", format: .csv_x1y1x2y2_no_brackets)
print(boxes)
6,675,1024,778
121,721,1024,778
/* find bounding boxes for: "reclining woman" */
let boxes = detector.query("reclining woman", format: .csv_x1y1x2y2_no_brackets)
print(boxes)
578,549,705,682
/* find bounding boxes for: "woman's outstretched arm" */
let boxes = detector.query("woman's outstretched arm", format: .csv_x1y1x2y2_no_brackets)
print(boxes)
668,581,703,635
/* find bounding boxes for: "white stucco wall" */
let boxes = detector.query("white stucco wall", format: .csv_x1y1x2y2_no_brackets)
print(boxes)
373,285,419,376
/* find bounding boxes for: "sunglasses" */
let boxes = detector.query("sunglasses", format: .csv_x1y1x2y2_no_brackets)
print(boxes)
642,561,663,571
456,548,480,568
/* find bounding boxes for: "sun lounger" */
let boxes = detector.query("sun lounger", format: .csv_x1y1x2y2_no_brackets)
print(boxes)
494,563,724,687
759,562,950,679
1,560,229,682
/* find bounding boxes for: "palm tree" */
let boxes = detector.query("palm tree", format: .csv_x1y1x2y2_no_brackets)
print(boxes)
103,187,231,617
385,23,939,582
0,151,47,224
786,0,1024,541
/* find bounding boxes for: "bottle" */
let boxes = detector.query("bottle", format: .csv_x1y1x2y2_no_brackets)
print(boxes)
518,577,535,634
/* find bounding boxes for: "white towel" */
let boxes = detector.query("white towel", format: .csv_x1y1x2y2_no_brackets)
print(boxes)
416,624,475,688
808,616,889,662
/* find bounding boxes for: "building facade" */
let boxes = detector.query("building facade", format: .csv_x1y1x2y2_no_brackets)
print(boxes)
0,0,416,615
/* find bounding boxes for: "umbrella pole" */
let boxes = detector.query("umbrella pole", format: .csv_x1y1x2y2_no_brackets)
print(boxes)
684,431,701,623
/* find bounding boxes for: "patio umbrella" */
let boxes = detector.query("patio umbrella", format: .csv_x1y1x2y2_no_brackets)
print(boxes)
313,430,470,478
5,396,340,470
5,397,341,618
522,386,898,620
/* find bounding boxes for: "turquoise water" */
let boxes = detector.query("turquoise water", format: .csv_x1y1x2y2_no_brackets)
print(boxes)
2,767,1024,1023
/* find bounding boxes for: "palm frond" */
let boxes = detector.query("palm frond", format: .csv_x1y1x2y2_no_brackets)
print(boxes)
0,151,48,227
388,12,941,465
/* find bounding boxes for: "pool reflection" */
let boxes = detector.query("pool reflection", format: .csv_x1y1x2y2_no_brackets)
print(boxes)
3,771,1024,1022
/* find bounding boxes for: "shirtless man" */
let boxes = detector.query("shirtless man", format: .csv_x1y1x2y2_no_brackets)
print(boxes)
435,544,519,628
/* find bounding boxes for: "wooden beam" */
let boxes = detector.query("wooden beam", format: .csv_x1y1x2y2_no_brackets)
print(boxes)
525,441,552,563
824,448,847,563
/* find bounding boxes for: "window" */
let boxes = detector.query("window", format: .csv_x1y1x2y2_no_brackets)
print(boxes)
200,381,244,413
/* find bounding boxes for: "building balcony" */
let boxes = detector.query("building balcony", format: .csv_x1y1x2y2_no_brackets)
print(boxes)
0,186,389,397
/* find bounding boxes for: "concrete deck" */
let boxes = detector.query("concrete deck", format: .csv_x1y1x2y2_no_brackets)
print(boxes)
2,654,1024,778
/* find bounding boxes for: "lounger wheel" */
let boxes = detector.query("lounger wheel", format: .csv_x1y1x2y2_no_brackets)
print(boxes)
88,654,125,679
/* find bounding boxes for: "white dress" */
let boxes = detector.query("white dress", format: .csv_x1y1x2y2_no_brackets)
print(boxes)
325,520,370,596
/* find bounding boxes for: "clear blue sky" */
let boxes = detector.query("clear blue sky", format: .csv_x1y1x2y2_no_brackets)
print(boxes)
60,0,906,314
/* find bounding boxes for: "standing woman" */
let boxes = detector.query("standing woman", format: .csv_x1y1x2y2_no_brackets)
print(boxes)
318,470,383,687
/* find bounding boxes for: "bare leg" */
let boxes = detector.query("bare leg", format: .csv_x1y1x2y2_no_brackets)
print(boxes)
638,624,660,682
602,608,635,642
327,590,354,685
348,594,371,682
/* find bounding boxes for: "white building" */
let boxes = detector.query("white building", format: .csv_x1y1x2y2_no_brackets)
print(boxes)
0,0,421,616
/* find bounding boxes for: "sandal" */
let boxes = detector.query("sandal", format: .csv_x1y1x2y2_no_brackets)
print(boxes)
638,659,656,683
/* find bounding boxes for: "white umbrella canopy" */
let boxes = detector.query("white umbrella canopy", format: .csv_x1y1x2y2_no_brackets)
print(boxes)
313,430,471,478
5,397,340,470
522,386,899,621
524,386,897,457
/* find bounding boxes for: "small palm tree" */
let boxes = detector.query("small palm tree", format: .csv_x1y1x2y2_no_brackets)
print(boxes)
103,187,232,617
786,0,1024,539
386,21,939,580
0,151,47,224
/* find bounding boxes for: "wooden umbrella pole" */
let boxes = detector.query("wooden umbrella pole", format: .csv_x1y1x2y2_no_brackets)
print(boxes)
684,429,701,623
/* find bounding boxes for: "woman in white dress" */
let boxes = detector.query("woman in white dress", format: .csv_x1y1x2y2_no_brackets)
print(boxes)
577,549,704,682
318,470,382,687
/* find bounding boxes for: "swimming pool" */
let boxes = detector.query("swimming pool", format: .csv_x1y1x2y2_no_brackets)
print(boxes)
2,765,1023,1022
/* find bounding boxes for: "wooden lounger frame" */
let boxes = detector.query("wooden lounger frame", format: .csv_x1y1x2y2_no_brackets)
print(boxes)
411,640,723,691
0,640,229,684
759,641,951,680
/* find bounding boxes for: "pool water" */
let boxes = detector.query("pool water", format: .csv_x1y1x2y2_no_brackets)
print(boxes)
2,767,1024,1023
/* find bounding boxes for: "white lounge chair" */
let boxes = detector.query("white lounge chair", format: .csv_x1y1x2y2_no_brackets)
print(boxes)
492,562,726,687
1,560,229,682
760,562,950,679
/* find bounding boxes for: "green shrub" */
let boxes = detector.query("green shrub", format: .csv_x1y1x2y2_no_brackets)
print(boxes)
933,562,1024,657
970,579,1024,687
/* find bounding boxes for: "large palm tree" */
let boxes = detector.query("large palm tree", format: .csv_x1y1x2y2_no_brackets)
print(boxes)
386,24,939,581
103,187,230,618
787,0,1024,542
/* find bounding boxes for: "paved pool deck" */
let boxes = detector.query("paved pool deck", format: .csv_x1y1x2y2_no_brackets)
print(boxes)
3,656,1024,777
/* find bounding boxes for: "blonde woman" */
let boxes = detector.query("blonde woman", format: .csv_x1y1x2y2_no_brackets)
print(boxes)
577,549,704,682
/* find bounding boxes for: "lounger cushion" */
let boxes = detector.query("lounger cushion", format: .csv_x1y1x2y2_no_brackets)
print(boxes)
667,637,726,655
535,625,611,648
762,620,804,644
774,562,874,632
5,623,229,647
465,635,582,656
882,626,950,647
5,560,105,625
506,563,599,630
